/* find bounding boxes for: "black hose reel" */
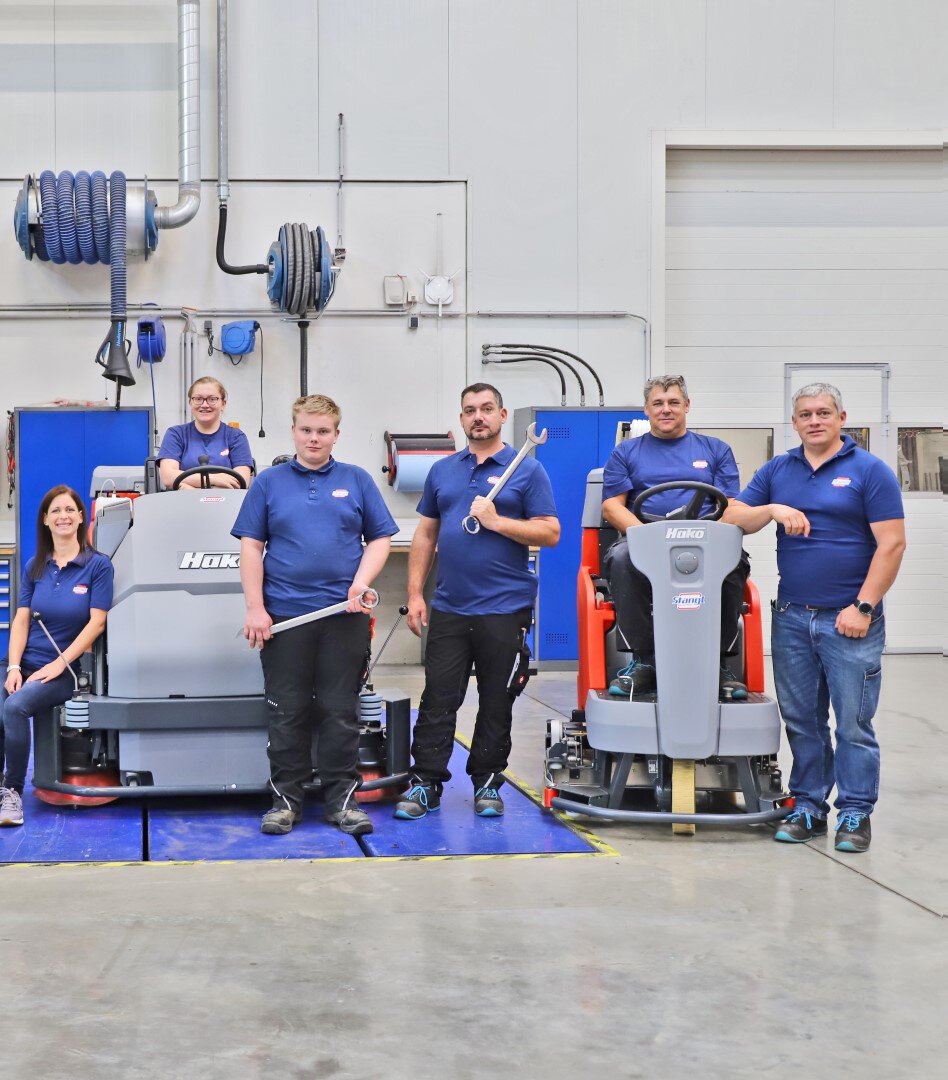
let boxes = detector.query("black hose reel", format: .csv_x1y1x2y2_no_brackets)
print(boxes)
217,206,338,394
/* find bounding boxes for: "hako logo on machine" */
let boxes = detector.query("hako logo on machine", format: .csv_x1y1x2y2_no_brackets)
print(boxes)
179,551,241,570
665,526,706,540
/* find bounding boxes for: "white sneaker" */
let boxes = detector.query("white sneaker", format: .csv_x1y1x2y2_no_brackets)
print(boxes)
0,787,24,826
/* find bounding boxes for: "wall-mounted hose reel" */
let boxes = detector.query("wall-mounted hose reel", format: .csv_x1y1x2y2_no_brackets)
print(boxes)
13,169,157,396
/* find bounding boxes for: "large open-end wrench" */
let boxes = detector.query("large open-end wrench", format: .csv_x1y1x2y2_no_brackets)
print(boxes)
238,588,380,638
461,422,549,534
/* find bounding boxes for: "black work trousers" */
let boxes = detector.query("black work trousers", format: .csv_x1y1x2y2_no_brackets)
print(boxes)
603,539,750,657
410,607,532,791
260,611,371,814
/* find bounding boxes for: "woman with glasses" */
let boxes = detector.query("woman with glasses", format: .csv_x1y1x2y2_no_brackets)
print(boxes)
0,486,113,826
158,376,254,490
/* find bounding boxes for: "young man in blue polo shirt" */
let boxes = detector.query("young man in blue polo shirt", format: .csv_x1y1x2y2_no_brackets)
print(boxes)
395,383,560,820
601,374,750,699
725,383,905,852
232,394,398,837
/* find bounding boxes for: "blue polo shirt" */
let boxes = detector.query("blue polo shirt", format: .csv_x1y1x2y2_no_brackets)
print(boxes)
602,431,739,519
158,421,254,473
417,445,557,616
231,456,398,617
16,549,114,668
738,437,904,607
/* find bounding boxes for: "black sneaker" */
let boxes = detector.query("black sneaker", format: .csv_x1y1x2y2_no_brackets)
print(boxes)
774,808,827,843
474,786,504,817
608,658,656,698
719,663,748,701
394,782,441,820
325,806,373,836
261,806,303,835
835,811,871,853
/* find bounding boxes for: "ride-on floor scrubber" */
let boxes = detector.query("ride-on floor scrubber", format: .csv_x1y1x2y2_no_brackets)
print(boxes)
30,463,410,804
544,474,791,833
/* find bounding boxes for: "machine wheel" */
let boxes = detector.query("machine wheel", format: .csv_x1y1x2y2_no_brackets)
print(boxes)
671,759,696,835
33,769,121,807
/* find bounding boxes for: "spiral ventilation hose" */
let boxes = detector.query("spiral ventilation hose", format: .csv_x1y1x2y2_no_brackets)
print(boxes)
35,169,133,400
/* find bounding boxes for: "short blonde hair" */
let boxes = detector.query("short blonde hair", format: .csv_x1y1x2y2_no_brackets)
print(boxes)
188,376,227,401
292,394,341,427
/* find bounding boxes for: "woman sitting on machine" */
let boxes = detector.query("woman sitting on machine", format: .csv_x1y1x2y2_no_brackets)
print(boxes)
0,485,114,826
158,376,254,490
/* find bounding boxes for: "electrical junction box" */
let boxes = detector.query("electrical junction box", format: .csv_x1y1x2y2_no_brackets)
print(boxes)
383,275,408,306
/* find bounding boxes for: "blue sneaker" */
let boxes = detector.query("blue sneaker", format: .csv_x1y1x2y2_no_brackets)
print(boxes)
608,659,656,698
394,782,441,820
474,786,504,817
835,811,871,853
774,808,827,843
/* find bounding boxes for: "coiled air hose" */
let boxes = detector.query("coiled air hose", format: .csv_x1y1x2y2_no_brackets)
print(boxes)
35,169,134,400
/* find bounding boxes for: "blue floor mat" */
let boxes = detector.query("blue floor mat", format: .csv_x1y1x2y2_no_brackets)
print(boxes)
0,765,144,864
146,799,364,861
360,745,594,858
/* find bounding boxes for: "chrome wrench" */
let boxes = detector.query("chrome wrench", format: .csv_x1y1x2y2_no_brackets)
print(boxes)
461,423,548,534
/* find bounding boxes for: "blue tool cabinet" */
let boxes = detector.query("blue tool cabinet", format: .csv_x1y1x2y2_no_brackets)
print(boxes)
513,406,646,665
14,407,153,581
0,547,13,659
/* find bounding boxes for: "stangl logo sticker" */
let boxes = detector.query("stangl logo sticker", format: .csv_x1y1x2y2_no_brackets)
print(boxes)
672,592,705,610
179,551,241,569
665,526,706,540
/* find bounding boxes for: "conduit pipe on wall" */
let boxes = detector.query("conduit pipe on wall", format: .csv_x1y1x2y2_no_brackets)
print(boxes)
155,0,202,230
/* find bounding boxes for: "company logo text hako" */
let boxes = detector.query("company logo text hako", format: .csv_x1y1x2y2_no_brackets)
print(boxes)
665,527,706,540
179,551,240,569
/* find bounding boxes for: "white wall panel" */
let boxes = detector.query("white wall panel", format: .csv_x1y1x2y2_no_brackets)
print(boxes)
449,0,578,311
225,0,319,179
0,2,56,174
706,0,834,129
835,0,948,129
317,0,449,179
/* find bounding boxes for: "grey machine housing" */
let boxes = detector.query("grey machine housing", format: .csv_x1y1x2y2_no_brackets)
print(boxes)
31,470,409,798
546,469,788,826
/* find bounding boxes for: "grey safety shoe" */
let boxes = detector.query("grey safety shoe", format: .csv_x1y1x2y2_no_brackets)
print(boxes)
0,787,24,827
835,811,871,853
325,807,374,836
474,786,504,817
608,659,656,698
394,782,441,820
260,806,302,835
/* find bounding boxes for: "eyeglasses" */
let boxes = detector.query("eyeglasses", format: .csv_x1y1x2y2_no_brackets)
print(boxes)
190,395,222,405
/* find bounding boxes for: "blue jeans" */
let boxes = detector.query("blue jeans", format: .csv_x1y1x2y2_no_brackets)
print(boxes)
0,667,74,792
771,602,885,818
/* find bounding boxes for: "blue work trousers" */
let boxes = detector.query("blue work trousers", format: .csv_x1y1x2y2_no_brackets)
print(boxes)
0,666,74,792
770,602,885,818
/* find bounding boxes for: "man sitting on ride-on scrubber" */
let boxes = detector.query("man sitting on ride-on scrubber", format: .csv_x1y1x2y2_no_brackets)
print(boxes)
601,374,749,700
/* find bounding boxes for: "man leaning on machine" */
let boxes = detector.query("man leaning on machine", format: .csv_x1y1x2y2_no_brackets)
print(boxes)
601,374,750,701
725,382,905,853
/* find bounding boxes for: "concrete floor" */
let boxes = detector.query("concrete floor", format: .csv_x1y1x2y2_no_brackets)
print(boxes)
1,656,944,1079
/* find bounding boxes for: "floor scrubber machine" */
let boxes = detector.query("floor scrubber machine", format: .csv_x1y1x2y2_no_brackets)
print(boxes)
31,463,410,805
544,473,791,833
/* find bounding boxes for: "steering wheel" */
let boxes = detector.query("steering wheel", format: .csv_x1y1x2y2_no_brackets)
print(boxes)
172,465,247,491
631,481,729,524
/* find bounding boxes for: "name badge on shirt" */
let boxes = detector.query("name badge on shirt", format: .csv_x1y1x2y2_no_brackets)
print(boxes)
692,460,708,469
73,585,88,595
332,489,349,498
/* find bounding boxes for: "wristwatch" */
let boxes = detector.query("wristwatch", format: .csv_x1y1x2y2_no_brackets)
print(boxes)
855,600,874,617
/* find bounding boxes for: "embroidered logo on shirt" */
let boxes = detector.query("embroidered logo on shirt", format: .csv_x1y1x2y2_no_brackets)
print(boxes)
332,489,349,498
672,592,705,610
692,460,708,469
487,476,501,484
832,477,852,487
73,585,88,595
220,448,230,456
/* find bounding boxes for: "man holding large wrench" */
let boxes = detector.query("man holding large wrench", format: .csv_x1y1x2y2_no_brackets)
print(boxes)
395,383,559,820
232,394,398,838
